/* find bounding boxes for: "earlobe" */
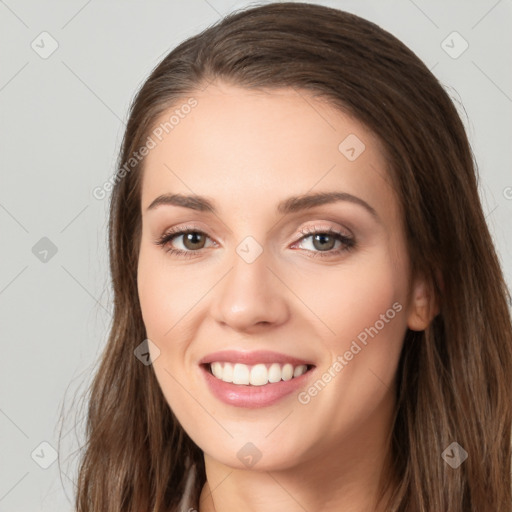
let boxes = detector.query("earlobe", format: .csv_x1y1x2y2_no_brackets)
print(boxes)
406,277,440,331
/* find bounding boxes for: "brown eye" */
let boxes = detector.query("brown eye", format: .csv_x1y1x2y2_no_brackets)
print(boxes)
155,228,215,258
181,232,207,250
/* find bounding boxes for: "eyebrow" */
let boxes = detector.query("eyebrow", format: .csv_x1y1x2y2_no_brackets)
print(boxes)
146,191,379,220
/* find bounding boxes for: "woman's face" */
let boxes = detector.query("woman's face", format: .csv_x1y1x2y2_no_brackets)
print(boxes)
137,82,419,472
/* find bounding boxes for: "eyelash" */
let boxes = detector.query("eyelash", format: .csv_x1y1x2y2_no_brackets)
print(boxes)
154,224,355,260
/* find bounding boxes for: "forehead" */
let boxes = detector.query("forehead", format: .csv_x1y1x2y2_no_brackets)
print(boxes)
140,83,396,220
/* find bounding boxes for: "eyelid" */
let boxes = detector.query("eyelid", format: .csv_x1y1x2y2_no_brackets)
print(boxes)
157,223,212,238
291,223,352,242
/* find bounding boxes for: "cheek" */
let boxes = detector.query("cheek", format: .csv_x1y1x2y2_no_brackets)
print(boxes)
137,250,198,420
137,254,169,339
298,251,407,345
287,255,408,448
295,244,409,399
137,248,199,341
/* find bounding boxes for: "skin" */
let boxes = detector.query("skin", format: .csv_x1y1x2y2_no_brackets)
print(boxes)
137,82,434,512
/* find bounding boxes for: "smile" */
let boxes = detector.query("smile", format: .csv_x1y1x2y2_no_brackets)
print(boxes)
208,362,311,386
198,350,316,408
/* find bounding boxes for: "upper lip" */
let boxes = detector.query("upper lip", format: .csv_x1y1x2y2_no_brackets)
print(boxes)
199,350,315,367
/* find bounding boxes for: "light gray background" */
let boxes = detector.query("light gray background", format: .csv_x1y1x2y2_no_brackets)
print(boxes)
1,0,511,510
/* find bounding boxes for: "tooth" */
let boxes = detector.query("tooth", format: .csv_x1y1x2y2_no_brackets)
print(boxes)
222,362,234,382
209,361,310,385
293,364,307,377
282,363,294,381
268,363,282,383
232,363,250,385
211,362,223,379
249,364,268,386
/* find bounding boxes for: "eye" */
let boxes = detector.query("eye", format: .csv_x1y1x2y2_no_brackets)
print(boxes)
292,225,355,259
154,224,355,260
154,225,215,259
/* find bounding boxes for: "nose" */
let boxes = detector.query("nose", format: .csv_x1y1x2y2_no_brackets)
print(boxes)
210,249,290,333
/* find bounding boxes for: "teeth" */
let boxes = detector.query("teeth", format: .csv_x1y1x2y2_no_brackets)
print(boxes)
209,362,309,385
211,362,224,380
268,363,282,383
282,363,294,381
233,363,250,385
248,364,266,386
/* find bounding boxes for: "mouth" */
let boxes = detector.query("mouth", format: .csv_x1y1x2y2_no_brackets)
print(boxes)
198,350,316,408
202,361,315,386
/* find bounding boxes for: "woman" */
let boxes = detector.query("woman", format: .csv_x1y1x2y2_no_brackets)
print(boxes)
71,3,512,511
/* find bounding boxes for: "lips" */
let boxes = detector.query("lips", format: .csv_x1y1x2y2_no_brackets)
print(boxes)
198,349,314,367
198,349,316,408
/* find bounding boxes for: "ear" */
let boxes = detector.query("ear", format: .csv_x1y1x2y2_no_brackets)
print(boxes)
406,275,440,331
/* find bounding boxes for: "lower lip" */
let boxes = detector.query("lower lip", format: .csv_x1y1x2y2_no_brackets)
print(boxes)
200,364,314,408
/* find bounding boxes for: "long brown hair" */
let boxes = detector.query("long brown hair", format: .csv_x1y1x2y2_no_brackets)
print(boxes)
67,3,512,510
